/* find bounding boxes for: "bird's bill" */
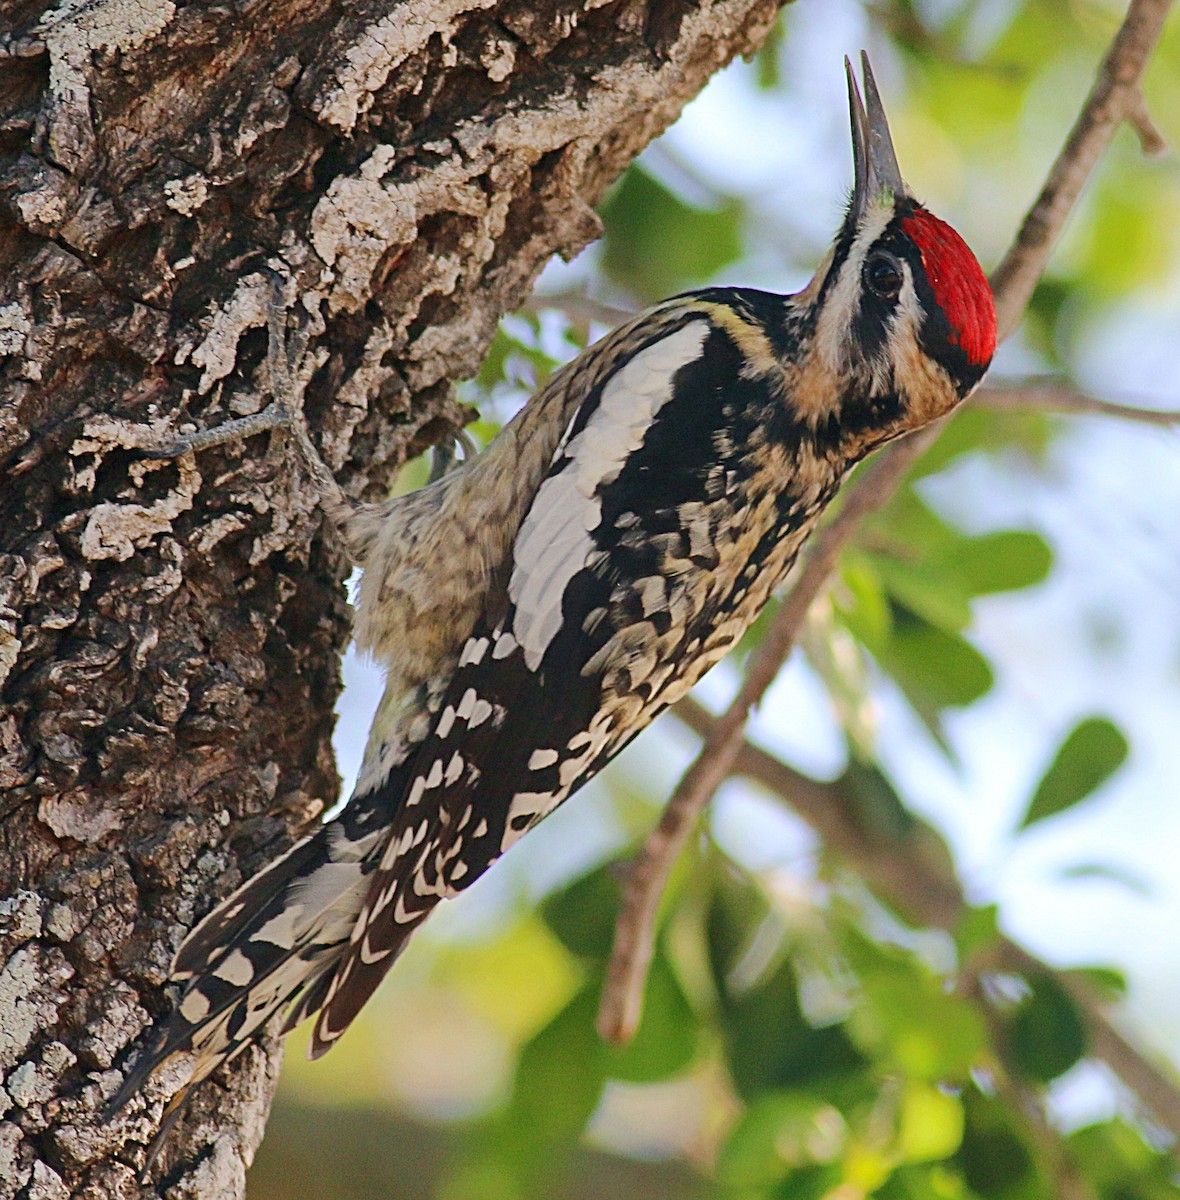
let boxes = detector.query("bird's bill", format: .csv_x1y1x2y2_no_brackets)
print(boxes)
846,51,906,217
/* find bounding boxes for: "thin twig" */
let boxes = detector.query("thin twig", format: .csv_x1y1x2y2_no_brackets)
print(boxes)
598,0,1175,1044
672,695,1180,1147
977,379,1180,427
989,0,1173,337
1127,90,1169,155
522,291,637,329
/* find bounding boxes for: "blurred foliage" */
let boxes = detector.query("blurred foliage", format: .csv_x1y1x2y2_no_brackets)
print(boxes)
253,0,1180,1197
1021,717,1130,828
599,167,744,302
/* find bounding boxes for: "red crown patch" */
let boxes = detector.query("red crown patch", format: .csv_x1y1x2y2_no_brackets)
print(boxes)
901,207,996,368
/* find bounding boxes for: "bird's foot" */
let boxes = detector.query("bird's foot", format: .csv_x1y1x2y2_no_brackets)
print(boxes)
148,274,309,462
149,275,359,543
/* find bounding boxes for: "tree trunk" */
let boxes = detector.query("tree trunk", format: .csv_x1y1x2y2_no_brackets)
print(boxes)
0,0,783,1194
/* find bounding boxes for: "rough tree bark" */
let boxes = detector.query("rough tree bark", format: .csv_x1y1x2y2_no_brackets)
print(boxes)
0,0,784,1194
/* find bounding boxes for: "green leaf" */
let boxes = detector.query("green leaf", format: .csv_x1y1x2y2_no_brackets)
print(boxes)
704,854,775,993
839,761,917,843
943,531,1052,597
711,913,866,1101
1064,965,1128,1002
836,554,893,643
541,865,620,961
473,322,515,390
1020,277,1072,368
707,869,869,1104
874,611,994,742
1003,972,1087,1084
842,929,988,1082
874,556,973,633
893,620,994,711
849,973,987,1083
716,1093,846,1188
956,1128,1037,1199
505,984,607,1147
455,984,608,1198
954,1087,1042,1200
954,904,1002,965
1020,717,1130,828
868,528,1051,639
471,316,563,402
864,486,958,559
599,165,742,302
897,1082,964,1163
769,1165,846,1200
1068,1117,1180,1193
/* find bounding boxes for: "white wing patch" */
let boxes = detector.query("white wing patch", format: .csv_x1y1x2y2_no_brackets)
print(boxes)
508,321,709,670
815,198,894,372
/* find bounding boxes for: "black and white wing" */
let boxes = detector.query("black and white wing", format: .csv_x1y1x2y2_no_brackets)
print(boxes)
311,303,796,1052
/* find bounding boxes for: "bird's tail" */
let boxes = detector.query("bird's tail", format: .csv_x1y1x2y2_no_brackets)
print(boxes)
106,810,386,1120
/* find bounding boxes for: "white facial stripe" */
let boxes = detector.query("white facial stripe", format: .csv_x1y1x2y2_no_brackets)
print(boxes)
508,322,710,671
890,271,925,354
815,199,894,371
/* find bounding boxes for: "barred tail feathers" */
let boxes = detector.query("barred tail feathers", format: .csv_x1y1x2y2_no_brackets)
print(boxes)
108,813,383,1116
172,827,333,980
176,826,375,1066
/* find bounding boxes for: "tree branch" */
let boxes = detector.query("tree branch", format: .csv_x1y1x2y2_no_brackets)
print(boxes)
1127,90,1169,155
977,379,1180,427
598,0,1174,1045
522,291,638,330
989,0,1173,337
672,696,1180,1147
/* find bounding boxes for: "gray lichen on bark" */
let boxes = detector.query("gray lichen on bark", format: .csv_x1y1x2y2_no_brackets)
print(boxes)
0,0,784,1193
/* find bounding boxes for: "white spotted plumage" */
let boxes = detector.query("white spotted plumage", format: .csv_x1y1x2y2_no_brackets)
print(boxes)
111,59,997,1151
509,321,709,669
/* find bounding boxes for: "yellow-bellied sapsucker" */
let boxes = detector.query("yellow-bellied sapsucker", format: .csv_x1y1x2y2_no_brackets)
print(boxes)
110,55,996,1138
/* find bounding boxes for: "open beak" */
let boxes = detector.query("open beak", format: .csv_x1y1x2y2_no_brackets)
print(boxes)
846,52,906,219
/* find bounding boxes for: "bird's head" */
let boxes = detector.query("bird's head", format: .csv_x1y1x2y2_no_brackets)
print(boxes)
792,54,996,457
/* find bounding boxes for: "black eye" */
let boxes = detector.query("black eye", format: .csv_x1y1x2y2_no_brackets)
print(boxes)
865,253,903,300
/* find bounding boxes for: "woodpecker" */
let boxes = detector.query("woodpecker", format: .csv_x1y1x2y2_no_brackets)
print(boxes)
109,55,995,1140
